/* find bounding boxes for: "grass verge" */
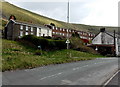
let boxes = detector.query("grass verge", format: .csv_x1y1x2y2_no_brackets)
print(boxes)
2,39,103,72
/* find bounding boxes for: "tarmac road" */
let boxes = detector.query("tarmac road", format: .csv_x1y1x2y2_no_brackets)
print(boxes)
2,57,119,86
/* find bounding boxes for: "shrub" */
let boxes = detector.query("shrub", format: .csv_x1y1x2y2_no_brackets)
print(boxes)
21,35,66,51
70,37,98,54
76,45,98,54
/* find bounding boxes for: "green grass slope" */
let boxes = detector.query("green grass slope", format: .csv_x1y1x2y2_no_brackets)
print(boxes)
2,39,103,71
1,2,118,34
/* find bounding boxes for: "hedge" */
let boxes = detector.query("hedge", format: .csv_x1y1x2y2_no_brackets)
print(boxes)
21,35,66,50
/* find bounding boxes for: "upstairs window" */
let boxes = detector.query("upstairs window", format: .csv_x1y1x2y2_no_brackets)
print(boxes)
56,27,58,30
26,26,28,31
31,27,33,32
39,28,41,33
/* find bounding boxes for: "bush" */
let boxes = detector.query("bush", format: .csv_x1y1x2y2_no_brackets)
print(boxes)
76,46,98,54
70,37,98,54
21,35,66,51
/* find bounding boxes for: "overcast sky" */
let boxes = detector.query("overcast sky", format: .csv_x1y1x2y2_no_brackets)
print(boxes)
5,0,119,26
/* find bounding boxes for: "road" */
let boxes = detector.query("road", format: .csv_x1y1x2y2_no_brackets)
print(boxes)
2,57,119,86
104,70,120,87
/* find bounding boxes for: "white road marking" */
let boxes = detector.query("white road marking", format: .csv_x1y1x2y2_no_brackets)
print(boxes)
73,67,79,70
73,65,89,71
103,70,120,87
39,72,62,80
40,77,47,80
61,80,72,85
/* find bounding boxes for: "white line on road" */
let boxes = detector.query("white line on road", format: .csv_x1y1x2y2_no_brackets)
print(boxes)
103,70,120,87
73,67,79,70
72,65,89,71
39,72,62,80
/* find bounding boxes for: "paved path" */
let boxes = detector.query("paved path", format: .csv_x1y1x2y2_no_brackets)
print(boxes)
2,57,119,86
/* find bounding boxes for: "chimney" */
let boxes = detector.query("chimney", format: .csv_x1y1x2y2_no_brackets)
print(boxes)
9,15,16,21
100,28,105,32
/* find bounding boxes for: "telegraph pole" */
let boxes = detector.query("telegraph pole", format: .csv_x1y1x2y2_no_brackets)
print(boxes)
67,1,69,23
66,0,70,50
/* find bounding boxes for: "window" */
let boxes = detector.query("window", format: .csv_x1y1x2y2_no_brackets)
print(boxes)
26,26,28,31
20,31,23,36
25,32,28,35
31,27,33,32
20,25,23,30
56,27,58,30
67,29,68,32
52,26,55,30
39,28,41,32
39,33,41,36
60,28,62,31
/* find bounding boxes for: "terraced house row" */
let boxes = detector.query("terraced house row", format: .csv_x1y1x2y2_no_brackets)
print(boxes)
4,15,95,43
45,24,95,40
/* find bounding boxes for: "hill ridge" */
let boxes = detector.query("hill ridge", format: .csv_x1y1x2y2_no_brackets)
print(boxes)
1,2,118,34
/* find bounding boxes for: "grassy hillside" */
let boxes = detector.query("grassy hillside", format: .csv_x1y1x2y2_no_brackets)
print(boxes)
1,2,118,34
2,39,103,71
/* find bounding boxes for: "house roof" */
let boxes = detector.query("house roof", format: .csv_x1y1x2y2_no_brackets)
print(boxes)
9,19,52,29
92,29,119,41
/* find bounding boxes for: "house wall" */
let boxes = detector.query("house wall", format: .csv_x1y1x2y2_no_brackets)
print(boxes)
13,24,20,40
36,27,52,37
102,33,114,44
92,33,102,44
6,20,14,40
45,24,95,40
16,24,37,38
92,31,120,56
92,32,115,45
